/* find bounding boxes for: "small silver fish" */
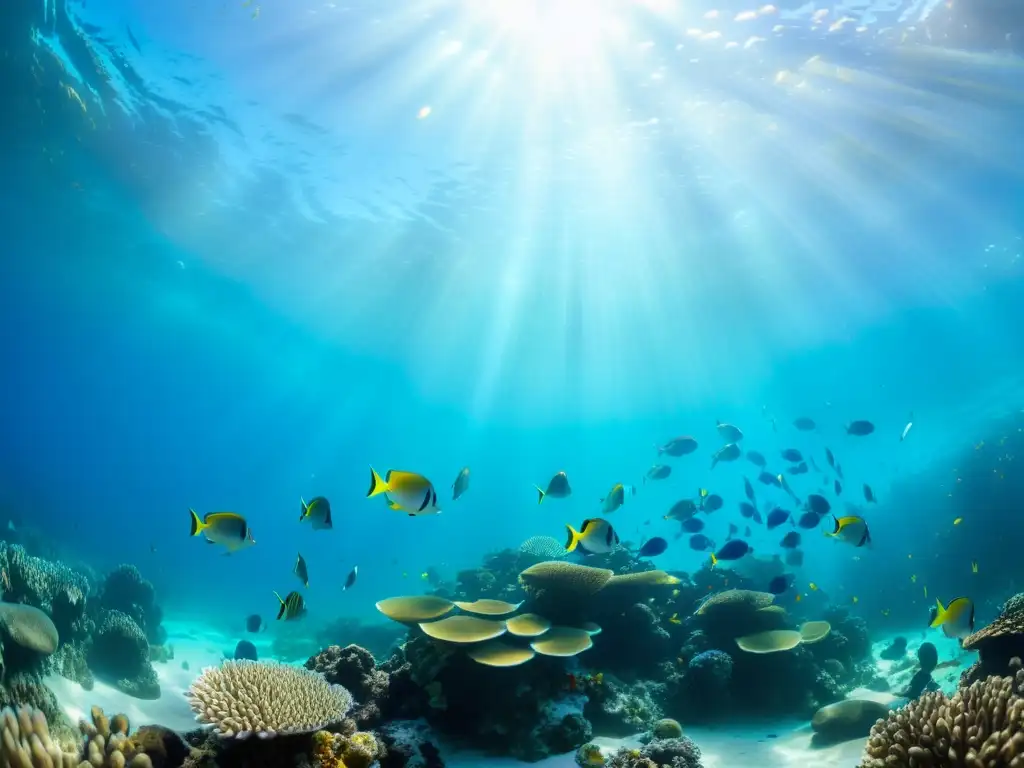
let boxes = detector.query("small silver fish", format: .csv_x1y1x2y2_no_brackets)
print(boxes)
452,467,471,501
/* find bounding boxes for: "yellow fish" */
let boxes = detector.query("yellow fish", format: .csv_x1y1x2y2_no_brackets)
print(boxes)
367,468,441,516
826,515,871,547
420,572,430,581
600,483,631,514
809,582,818,591
881,608,890,616
971,561,979,573
188,510,256,553
669,613,681,624
911,574,917,583
852,596,859,604
924,586,928,598
953,517,963,525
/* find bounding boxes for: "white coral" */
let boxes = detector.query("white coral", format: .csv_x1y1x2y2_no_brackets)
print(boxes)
186,661,352,739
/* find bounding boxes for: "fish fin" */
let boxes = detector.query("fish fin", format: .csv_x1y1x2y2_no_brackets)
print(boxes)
367,467,389,498
273,591,287,620
188,508,204,537
929,600,947,628
710,553,718,568
534,485,545,504
564,524,581,553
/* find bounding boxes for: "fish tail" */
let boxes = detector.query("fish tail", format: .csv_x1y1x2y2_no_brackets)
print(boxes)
564,524,581,553
299,496,308,521
535,485,546,504
367,467,389,498
710,553,718,568
929,599,947,628
273,591,286,620
188,508,204,537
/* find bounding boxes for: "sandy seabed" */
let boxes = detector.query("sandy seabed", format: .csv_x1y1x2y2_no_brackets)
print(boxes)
44,621,971,768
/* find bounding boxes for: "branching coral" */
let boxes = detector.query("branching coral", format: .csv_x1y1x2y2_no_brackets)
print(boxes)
861,660,1024,767
187,660,352,738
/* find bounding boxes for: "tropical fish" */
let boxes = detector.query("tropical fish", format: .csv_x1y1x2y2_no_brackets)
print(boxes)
645,465,672,483
452,467,471,501
681,517,705,532
780,448,803,463
797,511,822,529
825,448,836,470
751,508,763,525
743,477,756,502
826,515,871,547
711,539,752,566
836,464,845,480
343,565,358,590
245,614,264,633
845,420,875,436
834,479,842,496
766,508,792,530
638,537,668,557
900,413,914,442
665,499,699,521
778,474,800,502
600,483,632,514
368,468,441,516
805,494,831,516
711,443,741,469
668,614,682,625
274,590,305,621
188,509,255,553
780,531,801,549
863,484,876,503
657,436,699,456
701,493,724,512
716,421,744,442
793,417,816,431
565,518,620,555
809,456,823,474
294,553,309,588
953,517,963,525
299,496,333,530
746,450,767,468
535,471,572,503
929,597,975,640
688,533,715,551
786,462,809,476
758,471,782,487
739,502,756,519
767,574,792,594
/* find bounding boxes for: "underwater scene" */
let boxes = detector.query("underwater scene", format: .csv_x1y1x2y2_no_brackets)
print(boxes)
3,0,1024,767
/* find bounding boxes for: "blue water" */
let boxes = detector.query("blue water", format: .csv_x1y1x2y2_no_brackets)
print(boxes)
2,0,1024,650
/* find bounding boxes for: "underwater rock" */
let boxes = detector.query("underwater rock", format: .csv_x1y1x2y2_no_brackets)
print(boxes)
811,699,891,745
0,602,59,654
87,610,160,699
376,719,445,768
233,640,257,661
878,636,907,661
959,598,1024,688
522,695,593,762
305,644,392,728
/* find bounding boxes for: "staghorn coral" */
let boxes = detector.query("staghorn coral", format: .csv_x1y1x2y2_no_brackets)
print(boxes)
187,660,352,738
861,659,1024,767
87,610,159,699
305,645,392,728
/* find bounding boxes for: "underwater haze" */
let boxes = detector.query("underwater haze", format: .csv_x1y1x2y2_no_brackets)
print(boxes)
2,0,1024,757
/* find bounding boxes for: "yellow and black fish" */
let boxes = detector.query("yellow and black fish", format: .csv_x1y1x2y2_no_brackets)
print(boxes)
601,483,633,514
367,468,441,516
565,518,620,555
294,553,309,588
188,509,255,553
826,515,871,547
274,590,305,620
299,496,332,530
535,471,572,503
929,597,974,640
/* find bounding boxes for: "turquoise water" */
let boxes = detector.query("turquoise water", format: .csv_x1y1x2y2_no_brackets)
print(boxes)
2,0,1024,760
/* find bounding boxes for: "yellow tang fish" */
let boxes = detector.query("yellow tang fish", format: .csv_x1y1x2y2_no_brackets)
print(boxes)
367,468,441,516
188,509,255,553
826,515,871,547
930,596,975,640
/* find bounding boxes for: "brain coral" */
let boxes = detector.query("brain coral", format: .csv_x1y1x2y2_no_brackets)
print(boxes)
861,661,1024,767
187,660,352,738
0,603,59,654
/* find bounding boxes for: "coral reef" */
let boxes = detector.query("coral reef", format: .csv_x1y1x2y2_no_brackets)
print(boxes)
376,719,445,768
87,610,160,699
960,591,1024,687
605,737,703,768
187,660,352,738
98,565,165,646
861,658,1024,767
311,729,382,768
305,645,392,728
